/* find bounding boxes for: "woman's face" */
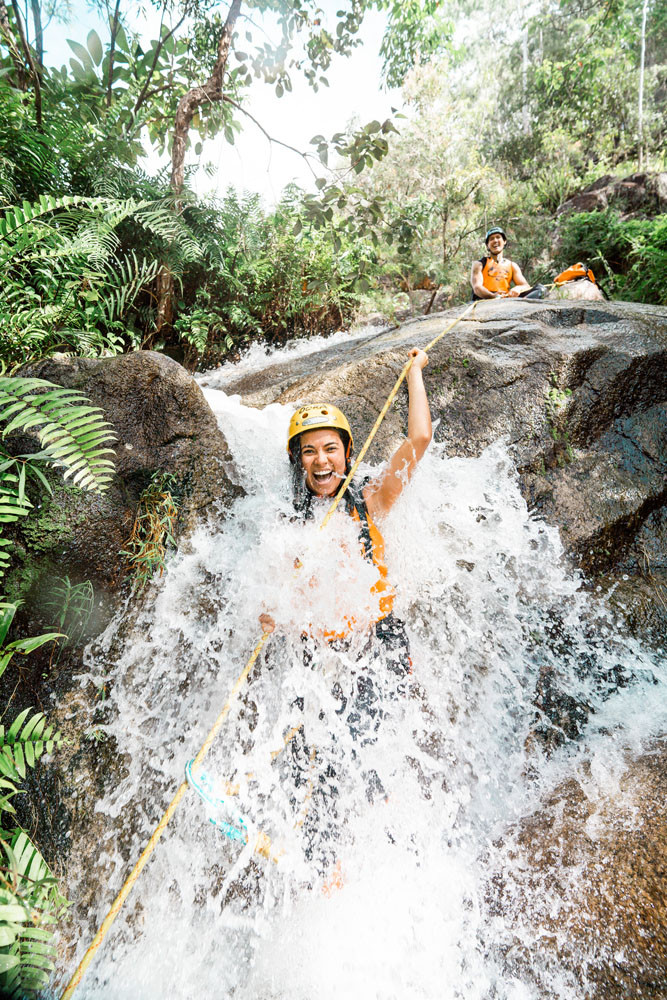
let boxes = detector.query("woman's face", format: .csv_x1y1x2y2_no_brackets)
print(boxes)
299,428,346,497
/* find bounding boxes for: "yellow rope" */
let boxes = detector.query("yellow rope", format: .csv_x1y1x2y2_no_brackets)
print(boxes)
61,300,477,999
320,301,477,531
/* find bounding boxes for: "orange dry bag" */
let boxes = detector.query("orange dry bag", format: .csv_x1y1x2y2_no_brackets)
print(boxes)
554,262,597,286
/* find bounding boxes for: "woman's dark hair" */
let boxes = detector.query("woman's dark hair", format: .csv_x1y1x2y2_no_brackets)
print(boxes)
289,428,352,520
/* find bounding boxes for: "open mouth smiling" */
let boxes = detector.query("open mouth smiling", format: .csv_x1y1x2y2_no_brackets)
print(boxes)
310,469,340,491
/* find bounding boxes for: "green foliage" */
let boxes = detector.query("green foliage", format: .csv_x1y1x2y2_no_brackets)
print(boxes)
0,830,68,999
0,605,63,686
0,192,202,365
556,209,628,282
489,0,666,173
0,377,108,998
0,707,64,782
621,214,667,304
42,576,95,655
556,209,667,303
0,376,116,493
377,0,452,88
170,188,382,366
122,473,179,591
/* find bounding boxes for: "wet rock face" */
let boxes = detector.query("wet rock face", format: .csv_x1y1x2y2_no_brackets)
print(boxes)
11,351,242,636
485,742,667,999
7,353,243,925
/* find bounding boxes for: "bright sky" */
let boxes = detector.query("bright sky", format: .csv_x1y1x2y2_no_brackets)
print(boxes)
43,1,402,207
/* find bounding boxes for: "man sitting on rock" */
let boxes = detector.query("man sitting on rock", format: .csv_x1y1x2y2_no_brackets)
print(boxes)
471,227,544,300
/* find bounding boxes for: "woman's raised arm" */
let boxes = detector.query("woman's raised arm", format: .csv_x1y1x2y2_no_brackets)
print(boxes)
364,348,432,520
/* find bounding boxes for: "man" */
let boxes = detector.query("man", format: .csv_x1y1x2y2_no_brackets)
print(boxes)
471,227,542,300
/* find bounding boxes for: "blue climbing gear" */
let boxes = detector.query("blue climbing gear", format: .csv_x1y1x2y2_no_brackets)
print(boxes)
185,759,249,845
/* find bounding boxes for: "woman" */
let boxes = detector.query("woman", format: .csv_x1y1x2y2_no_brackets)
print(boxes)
260,347,431,872
260,346,431,646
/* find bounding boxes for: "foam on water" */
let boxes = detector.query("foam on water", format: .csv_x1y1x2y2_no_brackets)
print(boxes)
60,381,665,1000
197,323,386,392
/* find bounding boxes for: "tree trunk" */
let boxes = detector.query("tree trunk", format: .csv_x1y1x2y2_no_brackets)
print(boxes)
424,286,440,315
107,0,122,108
517,0,530,135
638,0,649,170
29,0,42,77
0,0,27,90
155,0,243,336
10,0,41,127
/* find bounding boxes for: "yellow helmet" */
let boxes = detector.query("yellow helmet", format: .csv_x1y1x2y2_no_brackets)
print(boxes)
287,404,353,456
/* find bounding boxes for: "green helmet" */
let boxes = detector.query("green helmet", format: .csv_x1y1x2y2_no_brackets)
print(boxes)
485,226,506,244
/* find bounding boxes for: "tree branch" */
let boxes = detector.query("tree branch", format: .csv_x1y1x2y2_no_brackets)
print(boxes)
170,0,243,200
222,95,320,180
131,7,186,120
106,0,122,108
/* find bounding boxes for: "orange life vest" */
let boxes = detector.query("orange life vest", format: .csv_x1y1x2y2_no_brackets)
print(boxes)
480,255,514,294
349,503,395,620
321,489,395,642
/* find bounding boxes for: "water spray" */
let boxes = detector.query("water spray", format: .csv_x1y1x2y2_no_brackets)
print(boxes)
60,302,478,1000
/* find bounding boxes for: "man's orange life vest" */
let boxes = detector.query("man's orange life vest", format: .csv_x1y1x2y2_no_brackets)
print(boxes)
480,255,514,294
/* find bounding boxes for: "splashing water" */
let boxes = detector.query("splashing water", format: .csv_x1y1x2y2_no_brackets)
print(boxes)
62,383,665,1000
197,323,389,393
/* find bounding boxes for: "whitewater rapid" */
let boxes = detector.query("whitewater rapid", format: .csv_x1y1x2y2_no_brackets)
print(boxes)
60,369,665,1000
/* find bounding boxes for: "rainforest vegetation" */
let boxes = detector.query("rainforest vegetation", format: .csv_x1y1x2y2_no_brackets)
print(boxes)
0,0,665,992
0,0,665,376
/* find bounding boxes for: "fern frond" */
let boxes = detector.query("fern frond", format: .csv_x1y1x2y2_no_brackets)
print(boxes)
0,709,64,781
97,253,160,326
0,378,116,493
0,833,66,998
0,541,13,579
0,473,32,524
0,195,100,242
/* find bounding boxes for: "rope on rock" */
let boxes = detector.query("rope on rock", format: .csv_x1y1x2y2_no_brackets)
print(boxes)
60,299,477,1000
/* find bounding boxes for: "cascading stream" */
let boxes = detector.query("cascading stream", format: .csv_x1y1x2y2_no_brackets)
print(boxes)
59,345,665,1000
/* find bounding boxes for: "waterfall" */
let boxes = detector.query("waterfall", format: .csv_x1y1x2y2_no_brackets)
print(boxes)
62,342,665,1000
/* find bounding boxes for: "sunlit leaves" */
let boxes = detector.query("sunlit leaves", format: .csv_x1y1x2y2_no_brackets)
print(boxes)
376,0,453,88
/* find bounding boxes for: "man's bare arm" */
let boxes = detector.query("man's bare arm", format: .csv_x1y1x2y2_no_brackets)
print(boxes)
507,261,531,297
